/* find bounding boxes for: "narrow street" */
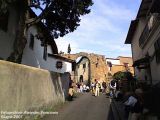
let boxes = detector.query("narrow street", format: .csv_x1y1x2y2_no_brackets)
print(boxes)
44,93,115,120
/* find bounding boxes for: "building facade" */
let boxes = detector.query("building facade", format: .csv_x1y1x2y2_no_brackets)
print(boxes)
0,4,73,74
125,0,160,85
106,56,134,78
62,52,108,84
75,57,90,85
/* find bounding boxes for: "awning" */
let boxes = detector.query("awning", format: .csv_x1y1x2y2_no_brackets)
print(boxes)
133,56,150,68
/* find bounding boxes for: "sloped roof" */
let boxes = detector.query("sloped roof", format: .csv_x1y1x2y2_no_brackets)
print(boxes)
136,0,153,18
76,56,90,64
48,54,75,63
125,20,139,44
125,0,153,44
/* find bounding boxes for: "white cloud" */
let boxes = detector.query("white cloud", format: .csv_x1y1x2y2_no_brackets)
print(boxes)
55,0,140,58
55,38,79,54
95,0,136,20
80,14,121,33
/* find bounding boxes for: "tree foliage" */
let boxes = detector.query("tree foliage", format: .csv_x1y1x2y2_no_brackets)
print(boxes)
1,0,93,39
44,0,93,38
113,71,133,81
113,71,125,80
0,0,93,63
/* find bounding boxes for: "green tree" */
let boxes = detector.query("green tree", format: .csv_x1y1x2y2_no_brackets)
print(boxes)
113,71,134,91
125,71,133,81
113,71,133,80
0,0,93,63
113,71,125,80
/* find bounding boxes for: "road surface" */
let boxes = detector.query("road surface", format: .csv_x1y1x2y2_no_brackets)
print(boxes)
44,93,114,120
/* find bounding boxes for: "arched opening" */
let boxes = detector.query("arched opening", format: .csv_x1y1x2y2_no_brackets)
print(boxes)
75,56,91,86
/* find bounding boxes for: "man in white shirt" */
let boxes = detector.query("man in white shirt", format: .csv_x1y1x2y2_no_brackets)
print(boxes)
95,80,100,96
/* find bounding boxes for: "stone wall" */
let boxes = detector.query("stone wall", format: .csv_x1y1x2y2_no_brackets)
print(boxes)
106,56,134,79
62,52,108,83
0,60,67,111
111,65,134,75
62,53,135,84
117,56,133,66
76,57,89,84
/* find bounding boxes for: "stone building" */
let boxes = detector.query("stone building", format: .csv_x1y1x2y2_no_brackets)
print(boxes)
106,56,134,79
75,57,90,85
62,52,135,85
62,52,108,84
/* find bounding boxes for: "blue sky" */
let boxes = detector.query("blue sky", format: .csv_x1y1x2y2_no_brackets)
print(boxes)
55,0,141,58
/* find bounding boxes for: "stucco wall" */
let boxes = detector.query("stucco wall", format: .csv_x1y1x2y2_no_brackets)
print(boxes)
106,59,120,65
131,18,147,80
131,17,160,84
22,26,72,73
76,58,89,84
131,19,146,61
0,60,66,112
118,57,133,66
106,57,134,76
110,65,134,75
147,26,160,84
63,53,108,83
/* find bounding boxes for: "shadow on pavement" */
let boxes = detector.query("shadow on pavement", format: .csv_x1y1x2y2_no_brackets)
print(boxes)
107,105,115,120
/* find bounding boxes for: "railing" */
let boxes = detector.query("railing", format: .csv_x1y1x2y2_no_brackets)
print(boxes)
139,13,160,48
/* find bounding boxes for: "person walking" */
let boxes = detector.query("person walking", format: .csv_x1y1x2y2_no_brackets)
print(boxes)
68,86,74,101
102,81,107,94
95,80,100,97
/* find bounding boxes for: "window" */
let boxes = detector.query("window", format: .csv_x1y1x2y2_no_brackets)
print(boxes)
107,61,112,71
72,62,76,71
124,63,129,71
80,75,83,82
83,63,86,68
124,63,129,67
0,11,9,32
29,34,34,50
107,61,112,67
139,13,158,48
154,38,160,63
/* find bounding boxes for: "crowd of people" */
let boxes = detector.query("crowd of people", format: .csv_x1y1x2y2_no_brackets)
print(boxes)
68,77,132,101
67,76,158,120
108,79,148,120
68,78,108,101
90,79,107,96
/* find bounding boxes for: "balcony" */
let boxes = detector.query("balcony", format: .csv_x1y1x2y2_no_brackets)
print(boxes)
139,13,160,48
